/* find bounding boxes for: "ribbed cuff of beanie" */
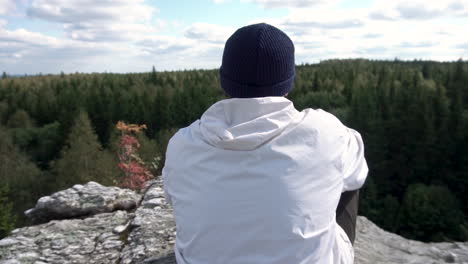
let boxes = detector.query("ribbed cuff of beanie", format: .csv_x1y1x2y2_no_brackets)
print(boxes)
220,71,295,98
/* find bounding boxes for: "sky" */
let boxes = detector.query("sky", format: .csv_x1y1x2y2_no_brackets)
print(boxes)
0,0,467,75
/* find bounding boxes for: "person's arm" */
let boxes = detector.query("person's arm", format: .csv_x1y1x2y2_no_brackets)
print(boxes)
162,136,177,207
317,109,369,191
162,165,173,206
340,127,368,192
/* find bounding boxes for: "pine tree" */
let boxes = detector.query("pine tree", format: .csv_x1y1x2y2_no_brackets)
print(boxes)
445,61,466,198
34,85,58,125
52,111,119,189
0,183,16,239
0,101,8,125
1,72,7,79
398,184,464,241
359,177,380,222
381,195,399,232
0,126,42,227
448,60,465,142
150,89,172,134
6,109,34,128
150,66,158,85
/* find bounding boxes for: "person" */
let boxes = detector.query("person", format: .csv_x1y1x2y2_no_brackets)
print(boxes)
162,23,368,264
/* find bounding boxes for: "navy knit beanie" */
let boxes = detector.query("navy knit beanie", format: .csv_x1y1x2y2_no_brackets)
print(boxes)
220,23,295,98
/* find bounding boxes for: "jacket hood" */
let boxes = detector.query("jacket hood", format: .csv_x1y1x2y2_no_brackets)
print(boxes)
199,97,299,150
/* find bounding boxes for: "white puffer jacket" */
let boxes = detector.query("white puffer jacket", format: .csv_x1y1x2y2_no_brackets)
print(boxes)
163,97,368,264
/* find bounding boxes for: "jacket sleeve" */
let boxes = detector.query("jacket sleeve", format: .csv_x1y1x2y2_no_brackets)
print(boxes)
162,166,173,206
162,136,177,207
316,109,369,191
340,127,368,192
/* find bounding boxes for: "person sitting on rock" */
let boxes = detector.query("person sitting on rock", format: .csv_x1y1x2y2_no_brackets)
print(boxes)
162,23,368,264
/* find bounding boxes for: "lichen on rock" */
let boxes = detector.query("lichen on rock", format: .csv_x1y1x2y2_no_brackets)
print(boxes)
24,181,141,224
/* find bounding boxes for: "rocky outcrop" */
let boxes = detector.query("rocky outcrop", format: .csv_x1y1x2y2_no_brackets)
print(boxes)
354,217,468,264
0,210,130,264
1,179,467,264
24,181,141,224
118,182,175,264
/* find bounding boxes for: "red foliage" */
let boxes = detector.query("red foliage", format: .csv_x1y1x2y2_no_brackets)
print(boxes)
115,121,153,192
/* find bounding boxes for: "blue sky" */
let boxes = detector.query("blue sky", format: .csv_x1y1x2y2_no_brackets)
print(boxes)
0,0,467,74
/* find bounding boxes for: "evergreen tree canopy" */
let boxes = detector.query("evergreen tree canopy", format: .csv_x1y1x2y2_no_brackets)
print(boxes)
52,111,119,189
0,126,42,227
399,184,465,241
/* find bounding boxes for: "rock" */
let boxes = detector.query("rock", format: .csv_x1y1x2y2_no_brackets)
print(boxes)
143,253,176,264
119,179,176,264
2,178,467,264
0,239,18,248
354,217,468,264
0,210,131,264
444,252,457,263
142,198,165,209
113,224,129,234
118,206,175,264
24,181,141,224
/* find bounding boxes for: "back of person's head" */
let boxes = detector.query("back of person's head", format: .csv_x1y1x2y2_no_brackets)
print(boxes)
220,23,295,98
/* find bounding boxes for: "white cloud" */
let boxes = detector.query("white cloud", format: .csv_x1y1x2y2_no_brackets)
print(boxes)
0,0,15,15
27,0,157,42
244,4,467,64
362,33,383,39
397,41,439,48
62,22,154,42
343,18,467,61
370,0,468,20
137,36,194,55
272,8,367,42
0,24,135,73
28,0,155,23
243,0,340,9
0,28,60,47
184,23,235,44
455,43,468,53
2,0,467,74
283,17,364,30
134,35,223,71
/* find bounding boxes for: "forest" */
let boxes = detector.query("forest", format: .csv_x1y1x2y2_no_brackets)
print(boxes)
0,59,467,242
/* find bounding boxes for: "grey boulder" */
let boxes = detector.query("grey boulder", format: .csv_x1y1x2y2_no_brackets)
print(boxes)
24,181,141,224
